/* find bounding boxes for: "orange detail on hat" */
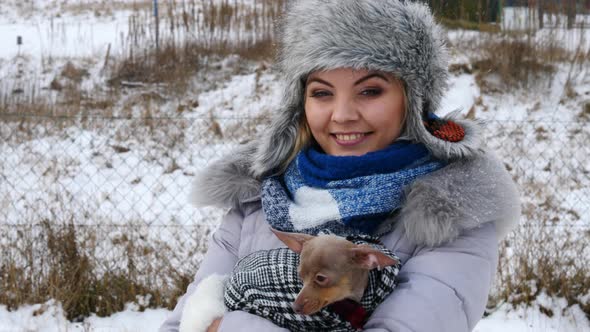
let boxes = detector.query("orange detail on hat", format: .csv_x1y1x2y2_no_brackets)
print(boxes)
423,118,465,142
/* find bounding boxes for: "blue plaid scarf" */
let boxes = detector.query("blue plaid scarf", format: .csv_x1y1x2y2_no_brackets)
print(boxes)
261,142,446,236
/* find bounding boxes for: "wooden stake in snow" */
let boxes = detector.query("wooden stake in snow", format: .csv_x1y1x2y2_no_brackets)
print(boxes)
17,35,22,55
101,43,111,74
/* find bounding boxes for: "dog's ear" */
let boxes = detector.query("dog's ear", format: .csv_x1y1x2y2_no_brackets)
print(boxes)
271,228,315,254
349,245,399,271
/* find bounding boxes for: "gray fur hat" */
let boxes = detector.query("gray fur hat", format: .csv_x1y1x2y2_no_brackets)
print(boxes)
252,0,482,178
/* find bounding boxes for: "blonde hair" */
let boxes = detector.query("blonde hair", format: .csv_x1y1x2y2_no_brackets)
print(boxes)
395,78,410,140
279,114,312,173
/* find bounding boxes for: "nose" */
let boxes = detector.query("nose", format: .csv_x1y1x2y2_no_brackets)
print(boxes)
331,96,359,123
292,297,309,314
292,302,304,314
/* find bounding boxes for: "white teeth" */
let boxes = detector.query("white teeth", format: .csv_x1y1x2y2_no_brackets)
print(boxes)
335,133,365,141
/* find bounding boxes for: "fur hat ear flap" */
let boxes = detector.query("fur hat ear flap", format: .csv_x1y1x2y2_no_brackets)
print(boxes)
251,104,300,178
421,111,484,160
252,79,306,178
402,89,483,161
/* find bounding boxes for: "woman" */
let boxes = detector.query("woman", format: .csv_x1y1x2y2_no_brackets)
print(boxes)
160,0,521,331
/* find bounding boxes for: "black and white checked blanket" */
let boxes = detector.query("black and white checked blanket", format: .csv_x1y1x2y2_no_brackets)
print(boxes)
224,236,401,332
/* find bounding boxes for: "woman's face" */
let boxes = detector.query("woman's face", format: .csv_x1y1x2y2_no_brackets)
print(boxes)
304,68,406,156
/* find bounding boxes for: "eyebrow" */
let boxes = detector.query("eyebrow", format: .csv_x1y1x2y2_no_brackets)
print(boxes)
354,73,390,85
307,72,390,88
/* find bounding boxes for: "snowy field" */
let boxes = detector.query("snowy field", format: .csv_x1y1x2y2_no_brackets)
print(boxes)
1,2,589,331
1,294,589,332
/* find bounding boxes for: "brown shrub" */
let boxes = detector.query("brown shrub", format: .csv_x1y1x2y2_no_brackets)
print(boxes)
0,218,206,319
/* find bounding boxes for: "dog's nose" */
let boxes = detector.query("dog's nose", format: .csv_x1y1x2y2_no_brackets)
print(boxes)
292,302,304,314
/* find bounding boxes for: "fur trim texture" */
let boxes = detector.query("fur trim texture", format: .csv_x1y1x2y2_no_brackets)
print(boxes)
191,142,260,208
191,149,521,246
399,151,521,246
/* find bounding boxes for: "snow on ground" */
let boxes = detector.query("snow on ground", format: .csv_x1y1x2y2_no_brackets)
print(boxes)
0,10,131,59
476,293,590,332
0,0,149,60
2,294,588,332
0,300,170,332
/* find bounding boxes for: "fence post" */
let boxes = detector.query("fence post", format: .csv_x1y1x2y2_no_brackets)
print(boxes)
17,35,22,56
154,0,159,54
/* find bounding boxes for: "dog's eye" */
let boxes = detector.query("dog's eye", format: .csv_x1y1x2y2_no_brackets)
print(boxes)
315,274,329,285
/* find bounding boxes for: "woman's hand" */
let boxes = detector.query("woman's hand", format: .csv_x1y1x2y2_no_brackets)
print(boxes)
207,317,222,332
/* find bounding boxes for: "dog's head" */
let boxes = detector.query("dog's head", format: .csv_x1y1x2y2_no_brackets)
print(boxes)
271,229,398,315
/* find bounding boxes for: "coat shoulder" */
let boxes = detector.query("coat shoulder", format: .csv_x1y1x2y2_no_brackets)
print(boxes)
400,150,521,247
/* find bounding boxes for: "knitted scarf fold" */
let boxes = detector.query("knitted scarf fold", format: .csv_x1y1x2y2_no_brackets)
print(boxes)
261,142,446,236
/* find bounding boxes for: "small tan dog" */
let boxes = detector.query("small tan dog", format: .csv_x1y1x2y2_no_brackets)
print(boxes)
180,229,399,331
271,229,399,315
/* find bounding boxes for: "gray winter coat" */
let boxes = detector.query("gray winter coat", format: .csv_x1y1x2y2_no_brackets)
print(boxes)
161,1,521,330
159,148,521,332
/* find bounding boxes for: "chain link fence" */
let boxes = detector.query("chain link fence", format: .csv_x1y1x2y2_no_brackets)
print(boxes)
0,113,589,314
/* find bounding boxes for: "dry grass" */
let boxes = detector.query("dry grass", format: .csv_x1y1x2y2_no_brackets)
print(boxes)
59,1,152,17
494,210,590,315
3,191,588,320
0,57,121,119
2,0,285,118
440,18,500,32
0,217,205,319
447,3,590,94
472,37,558,92
486,118,590,317
108,0,283,91
455,26,584,94
3,0,152,18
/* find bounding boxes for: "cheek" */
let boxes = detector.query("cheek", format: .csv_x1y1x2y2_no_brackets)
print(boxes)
367,100,404,128
386,95,405,126
304,101,328,132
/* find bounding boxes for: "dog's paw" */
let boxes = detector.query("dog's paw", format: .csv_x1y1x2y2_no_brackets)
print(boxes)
179,274,228,332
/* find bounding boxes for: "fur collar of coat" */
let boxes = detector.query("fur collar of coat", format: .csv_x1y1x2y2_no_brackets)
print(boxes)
191,140,521,247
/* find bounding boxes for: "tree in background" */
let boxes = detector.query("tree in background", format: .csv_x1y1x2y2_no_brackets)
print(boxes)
426,0,587,29
566,0,576,29
537,0,584,29
425,0,501,23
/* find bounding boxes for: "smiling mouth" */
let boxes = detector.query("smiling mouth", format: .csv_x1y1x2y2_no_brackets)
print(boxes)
332,132,371,146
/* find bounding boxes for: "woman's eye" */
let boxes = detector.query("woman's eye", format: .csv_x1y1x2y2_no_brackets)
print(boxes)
361,88,382,96
310,90,331,98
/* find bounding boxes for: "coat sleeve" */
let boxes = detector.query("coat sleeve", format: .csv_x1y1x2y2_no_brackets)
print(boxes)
217,311,290,331
159,207,289,332
363,222,499,332
159,208,242,332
